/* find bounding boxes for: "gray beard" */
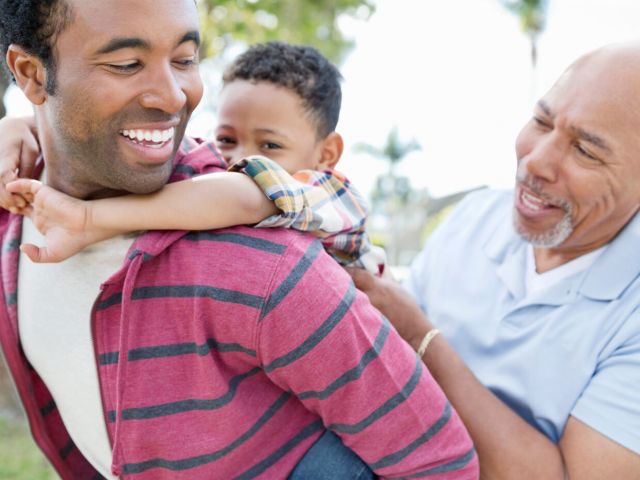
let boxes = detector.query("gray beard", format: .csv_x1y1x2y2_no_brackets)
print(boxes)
513,201,573,248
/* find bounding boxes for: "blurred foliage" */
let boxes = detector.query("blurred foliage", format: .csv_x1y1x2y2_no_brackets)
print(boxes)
0,0,375,119
0,418,57,479
356,127,421,210
420,203,457,245
198,0,375,63
500,0,549,66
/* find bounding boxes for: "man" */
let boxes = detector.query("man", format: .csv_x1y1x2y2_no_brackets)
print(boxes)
0,0,477,479
351,41,640,479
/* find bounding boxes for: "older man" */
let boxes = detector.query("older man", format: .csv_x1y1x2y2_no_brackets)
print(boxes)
0,0,477,479
352,42,640,479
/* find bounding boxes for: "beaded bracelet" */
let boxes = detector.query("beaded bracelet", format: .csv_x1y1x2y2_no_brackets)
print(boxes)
417,329,441,357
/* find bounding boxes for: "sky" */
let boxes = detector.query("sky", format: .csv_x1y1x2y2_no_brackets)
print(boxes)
5,0,640,198
336,0,640,197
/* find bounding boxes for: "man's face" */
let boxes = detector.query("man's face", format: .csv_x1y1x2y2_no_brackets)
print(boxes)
513,49,640,252
215,80,327,174
39,0,203,198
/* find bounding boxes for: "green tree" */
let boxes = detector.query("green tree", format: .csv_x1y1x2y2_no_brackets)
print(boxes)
0,0,375,118
501,0,549,67
199,0,375,63
356,127,421,264
355,126,420,179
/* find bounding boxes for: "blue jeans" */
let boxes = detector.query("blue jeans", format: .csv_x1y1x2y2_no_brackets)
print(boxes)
289,430,374,479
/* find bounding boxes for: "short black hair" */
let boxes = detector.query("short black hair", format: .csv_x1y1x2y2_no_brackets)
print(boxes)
0,0,74,94
223,41,343,139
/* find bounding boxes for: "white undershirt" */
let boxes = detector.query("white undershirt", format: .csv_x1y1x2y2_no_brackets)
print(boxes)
525,244,606,296
18,218,135,479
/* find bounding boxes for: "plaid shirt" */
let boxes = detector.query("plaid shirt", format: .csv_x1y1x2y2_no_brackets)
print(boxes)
231,156,386,274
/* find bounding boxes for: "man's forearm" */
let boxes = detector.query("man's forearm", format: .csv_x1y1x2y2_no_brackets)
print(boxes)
420,332,566,479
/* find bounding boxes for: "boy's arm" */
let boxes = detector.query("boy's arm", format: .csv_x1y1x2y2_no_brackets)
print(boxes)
231,156,386,274
8,173,278,263
0,116,39,210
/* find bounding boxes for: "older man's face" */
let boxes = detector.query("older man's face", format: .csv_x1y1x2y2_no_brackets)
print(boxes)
38,0,203,198
513,48,640,253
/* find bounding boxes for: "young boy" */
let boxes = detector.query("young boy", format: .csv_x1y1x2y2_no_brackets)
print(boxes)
3,42,385,274
1,42,385,478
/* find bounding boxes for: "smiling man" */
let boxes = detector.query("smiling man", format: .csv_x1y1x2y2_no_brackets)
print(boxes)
351,42,640,479
0,0,478,479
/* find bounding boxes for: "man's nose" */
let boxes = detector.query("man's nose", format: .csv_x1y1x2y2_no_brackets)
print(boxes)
521,134,562,184
138,64,187,114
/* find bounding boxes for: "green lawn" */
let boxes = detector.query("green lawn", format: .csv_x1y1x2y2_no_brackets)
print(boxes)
0,417,58,480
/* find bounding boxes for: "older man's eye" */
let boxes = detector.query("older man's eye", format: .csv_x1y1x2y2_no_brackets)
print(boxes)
575,143,599,161
533,116,552,130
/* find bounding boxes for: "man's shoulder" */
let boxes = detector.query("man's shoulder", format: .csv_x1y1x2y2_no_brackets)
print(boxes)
171,225,327,268
171,137,228,180
453,188,513,221
433,188,513,240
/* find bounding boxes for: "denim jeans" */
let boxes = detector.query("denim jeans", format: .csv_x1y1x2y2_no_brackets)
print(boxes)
288,429,374,479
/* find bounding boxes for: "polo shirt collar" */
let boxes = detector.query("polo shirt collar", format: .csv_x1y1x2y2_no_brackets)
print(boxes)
579,211,640,301
483,207,526,300
483,206,640,303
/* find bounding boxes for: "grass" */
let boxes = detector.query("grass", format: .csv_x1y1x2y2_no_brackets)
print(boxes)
0,417,58,480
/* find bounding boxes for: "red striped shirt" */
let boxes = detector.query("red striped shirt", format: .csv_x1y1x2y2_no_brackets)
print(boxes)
0,139,478,479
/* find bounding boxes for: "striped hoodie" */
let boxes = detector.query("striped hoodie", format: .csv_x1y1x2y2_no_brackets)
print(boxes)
0,139,478,479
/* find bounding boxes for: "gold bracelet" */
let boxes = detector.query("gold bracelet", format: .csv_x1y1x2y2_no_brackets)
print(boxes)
417,329,440,357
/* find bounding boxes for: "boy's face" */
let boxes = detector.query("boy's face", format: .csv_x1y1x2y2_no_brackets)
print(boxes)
215,80,338,173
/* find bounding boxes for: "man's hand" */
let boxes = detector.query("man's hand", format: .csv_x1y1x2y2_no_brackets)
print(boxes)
0,116,40,211
347,267,432,351
6,179,118,263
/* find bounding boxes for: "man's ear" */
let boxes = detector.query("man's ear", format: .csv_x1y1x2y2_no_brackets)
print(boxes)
316,132,344,171
6,45,48,105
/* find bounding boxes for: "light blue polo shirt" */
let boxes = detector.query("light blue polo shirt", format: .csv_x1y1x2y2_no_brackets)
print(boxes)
406,189,640,453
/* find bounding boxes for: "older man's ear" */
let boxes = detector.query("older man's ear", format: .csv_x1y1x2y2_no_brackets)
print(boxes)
6,45,48,105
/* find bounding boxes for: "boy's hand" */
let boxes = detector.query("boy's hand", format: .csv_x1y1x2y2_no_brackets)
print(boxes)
6,179,117,263
0,116,40,211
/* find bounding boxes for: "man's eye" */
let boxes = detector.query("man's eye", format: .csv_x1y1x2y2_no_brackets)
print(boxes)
533,116,551,129
106,63,141,73
174,57,197,67
575,143,599,161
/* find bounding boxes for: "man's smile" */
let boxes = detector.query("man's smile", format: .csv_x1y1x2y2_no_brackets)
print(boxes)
117,125,178,164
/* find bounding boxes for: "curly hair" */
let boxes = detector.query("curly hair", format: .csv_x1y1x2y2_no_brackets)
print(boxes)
0,0,74,94
223,42,343,139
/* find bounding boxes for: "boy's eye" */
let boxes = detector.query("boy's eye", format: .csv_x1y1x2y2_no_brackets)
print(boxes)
261,142,281,150
215,136,236,146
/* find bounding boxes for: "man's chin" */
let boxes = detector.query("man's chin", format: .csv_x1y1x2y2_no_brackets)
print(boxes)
513,209,574,248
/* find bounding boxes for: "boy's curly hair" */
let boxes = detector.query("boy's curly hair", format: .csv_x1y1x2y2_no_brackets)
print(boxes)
223,42,343,139
0,0,74,94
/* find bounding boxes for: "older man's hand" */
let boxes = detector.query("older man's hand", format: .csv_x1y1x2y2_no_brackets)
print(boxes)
346,267,433,352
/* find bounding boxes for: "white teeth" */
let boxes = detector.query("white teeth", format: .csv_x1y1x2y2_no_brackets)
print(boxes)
119,127,175,145
521,190,547,211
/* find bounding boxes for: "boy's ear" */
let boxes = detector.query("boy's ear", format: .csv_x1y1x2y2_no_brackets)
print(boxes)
316,132,344,171
6,45,48,105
